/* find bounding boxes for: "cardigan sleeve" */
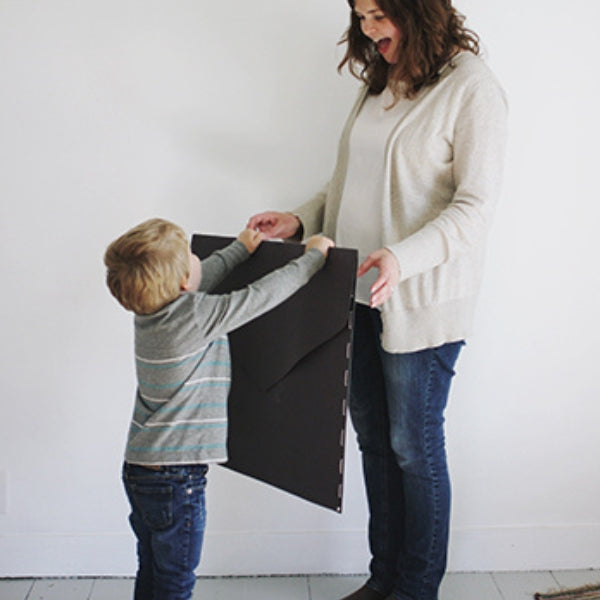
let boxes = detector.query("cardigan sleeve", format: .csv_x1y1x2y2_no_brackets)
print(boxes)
292,182,329,238
387,70,509,282
292,86,368,242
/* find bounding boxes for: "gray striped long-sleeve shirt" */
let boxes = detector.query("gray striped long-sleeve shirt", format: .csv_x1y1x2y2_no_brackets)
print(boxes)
125,240,325,466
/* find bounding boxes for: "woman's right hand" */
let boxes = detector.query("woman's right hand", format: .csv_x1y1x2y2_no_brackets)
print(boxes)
246,211,301,240
358,248,401,308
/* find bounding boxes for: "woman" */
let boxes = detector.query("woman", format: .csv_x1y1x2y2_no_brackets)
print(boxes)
248,1,507,598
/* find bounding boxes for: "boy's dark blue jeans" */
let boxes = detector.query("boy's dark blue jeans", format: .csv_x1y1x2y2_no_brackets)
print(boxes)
122,462,209,600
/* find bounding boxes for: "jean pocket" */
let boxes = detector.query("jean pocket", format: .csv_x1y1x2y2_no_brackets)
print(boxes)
128,483,174,530
433,340,464,376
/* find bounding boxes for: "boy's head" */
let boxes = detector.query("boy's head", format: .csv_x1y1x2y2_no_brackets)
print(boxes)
104,218,196,315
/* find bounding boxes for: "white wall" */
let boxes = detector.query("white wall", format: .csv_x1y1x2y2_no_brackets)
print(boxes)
0,0,598,577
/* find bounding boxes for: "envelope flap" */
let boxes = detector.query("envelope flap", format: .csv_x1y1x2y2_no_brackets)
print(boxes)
191,235,357,391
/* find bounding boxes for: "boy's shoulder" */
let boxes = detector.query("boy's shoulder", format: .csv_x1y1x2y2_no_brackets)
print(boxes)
134,292,215,355
135,292,201,328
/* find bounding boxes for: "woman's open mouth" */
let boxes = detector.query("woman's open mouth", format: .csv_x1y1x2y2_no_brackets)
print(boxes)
376,38,391,55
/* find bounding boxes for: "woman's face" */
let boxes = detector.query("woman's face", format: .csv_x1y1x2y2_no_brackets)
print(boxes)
353,0,401,64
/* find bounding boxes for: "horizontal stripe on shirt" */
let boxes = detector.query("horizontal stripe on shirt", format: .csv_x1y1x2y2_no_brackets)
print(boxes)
135,339,227,366
131,420,227,431
127,443,226,453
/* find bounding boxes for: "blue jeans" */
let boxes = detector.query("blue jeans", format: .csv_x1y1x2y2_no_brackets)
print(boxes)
349,305,463,600
122,462,209,600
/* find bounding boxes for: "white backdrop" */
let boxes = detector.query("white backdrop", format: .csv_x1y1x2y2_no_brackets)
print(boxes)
0,0,598,577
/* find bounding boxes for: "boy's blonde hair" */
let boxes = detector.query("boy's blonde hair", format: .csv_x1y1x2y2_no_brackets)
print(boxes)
104,218,190,315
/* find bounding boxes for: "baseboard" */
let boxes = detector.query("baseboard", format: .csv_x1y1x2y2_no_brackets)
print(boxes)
1,525,599,577
447,524,600,572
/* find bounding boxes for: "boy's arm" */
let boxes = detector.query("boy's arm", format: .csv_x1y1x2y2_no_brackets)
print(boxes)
197,240,250,292
195,248,327,338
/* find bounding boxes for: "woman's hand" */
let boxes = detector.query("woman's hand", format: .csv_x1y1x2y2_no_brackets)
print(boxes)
246,211,301,240
237,228,265,254
358,248,401,308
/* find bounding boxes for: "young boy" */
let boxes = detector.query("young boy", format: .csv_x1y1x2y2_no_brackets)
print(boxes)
104,218,334,600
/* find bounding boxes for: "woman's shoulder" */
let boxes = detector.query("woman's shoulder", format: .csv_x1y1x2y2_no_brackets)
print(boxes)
444,51,503,90
435,51,506,109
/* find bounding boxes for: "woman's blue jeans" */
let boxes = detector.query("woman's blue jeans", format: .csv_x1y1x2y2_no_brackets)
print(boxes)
122,463,208,600
349,305,463,600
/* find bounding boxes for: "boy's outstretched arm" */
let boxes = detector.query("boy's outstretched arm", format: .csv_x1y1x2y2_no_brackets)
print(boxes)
194,235,335,338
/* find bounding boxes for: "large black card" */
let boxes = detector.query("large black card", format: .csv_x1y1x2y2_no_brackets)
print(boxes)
191,235,357,512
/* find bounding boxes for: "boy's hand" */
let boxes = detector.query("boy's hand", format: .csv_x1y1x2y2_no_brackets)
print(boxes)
305,235,335,257
238,228,264,254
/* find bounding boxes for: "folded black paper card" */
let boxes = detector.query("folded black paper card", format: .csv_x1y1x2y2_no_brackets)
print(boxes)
191,235,357,512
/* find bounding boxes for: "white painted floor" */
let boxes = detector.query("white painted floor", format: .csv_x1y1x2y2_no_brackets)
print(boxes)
2,570,599,600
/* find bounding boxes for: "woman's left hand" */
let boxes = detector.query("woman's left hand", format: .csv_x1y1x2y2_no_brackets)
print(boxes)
358,248,401,308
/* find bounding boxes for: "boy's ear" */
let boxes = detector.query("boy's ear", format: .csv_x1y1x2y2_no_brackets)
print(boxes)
182,253,202,292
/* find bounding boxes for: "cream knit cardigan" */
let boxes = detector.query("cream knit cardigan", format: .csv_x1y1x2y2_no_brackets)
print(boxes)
294,52,508,353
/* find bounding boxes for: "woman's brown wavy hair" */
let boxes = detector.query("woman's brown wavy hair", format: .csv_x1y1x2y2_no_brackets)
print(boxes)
338,0,480,100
